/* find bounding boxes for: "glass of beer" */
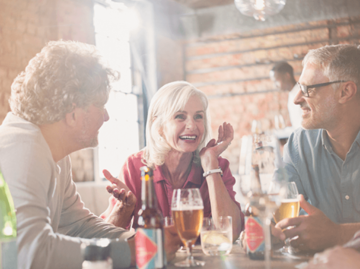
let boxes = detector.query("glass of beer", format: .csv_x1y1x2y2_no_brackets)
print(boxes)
163,217,194,253
272,182,300,255
171,188,204,267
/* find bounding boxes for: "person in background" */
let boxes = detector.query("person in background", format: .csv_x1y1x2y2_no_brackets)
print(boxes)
272,44,360,253
0,40,180,269
103,81,243,241
270,61,302,129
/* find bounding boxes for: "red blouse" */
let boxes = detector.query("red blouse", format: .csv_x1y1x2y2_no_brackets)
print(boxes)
119,150,244,230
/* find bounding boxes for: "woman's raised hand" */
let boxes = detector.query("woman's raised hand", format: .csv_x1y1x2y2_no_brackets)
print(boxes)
199,122,234,169
100,169,137,228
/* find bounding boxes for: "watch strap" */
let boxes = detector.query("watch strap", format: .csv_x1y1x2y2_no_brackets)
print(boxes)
203,168,223,177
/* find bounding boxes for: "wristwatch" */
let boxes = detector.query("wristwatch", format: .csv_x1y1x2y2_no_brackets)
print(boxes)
203,168,223,177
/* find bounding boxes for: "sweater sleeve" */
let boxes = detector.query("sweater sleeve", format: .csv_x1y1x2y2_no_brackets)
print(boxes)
2,138,133,269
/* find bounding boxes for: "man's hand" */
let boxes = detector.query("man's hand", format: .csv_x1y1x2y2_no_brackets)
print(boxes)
305,246,360,269
164,226,182,261
274,194,340,252
100,169,136,228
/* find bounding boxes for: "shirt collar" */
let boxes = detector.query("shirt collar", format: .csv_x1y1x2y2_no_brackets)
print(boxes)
321,129,333,152
355,129,360,146
322,129,360,151
153,162,203,186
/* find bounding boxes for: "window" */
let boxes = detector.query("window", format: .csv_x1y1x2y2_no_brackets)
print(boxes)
93,1,140,181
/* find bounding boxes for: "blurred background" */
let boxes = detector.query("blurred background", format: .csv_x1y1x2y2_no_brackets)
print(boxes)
0,0,359,213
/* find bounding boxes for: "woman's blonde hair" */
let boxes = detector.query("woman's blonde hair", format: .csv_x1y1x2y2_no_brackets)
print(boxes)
9,40,119,125
143,81,211,167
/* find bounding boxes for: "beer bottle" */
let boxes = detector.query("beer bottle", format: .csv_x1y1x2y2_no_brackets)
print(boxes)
244,164,265,260
135,166,166,269
0,171,17,269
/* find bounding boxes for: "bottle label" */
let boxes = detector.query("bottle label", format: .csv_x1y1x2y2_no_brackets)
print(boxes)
245,216,265,253
135,228,166,269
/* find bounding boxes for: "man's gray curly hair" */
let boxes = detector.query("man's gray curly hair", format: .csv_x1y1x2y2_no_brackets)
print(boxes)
9,40,119,125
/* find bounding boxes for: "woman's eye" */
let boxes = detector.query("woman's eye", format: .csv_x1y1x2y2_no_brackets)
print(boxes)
194,114,203,120
175,114,185,119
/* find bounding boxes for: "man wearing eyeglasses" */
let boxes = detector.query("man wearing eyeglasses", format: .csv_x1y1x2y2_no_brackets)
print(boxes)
273,44,360,253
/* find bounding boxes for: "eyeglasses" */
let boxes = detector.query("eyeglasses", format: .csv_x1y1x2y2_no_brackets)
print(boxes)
297,80,347,97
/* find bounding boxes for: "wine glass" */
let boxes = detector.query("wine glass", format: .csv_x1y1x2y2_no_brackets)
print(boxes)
171,188,204,267
274,115,286,130
272,182,300,255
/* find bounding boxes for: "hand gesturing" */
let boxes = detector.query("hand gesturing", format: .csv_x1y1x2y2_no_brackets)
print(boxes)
199,122,234,169
100,169,137,229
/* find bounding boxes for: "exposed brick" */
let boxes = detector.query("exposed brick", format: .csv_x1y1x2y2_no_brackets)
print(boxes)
0,66,7,77
16,20,27,33
186,28,329,57
26,23,37,35
186,45,320,71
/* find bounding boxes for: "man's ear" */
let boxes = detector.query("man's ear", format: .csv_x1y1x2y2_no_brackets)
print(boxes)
64,104,78,127
339,81,357,104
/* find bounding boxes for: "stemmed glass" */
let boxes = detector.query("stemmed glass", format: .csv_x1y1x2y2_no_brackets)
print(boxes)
171,188,205,267
272,182,300,255
239,133,287,269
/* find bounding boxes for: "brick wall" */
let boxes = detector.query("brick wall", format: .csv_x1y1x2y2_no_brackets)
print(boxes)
184,16,360,173
0,0,96,182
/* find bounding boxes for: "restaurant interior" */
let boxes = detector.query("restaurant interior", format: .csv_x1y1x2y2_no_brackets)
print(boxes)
0,0,360,225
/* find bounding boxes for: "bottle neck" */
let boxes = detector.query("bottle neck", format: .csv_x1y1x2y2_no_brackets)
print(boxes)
141,176,157,209
250,164,262,194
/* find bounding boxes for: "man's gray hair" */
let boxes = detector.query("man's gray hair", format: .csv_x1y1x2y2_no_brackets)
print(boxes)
303,44,360,91
9,40,119,125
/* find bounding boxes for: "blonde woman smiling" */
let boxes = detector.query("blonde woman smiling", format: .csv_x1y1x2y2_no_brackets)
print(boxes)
102,81,243,240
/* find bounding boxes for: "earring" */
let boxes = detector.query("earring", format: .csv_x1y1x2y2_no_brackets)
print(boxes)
158,136,163,142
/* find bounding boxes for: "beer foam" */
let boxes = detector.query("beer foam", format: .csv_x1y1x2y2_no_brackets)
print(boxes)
171,206,204,211
281,199,299,203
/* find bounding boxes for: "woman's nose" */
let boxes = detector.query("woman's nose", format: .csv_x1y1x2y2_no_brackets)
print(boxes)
186,118,195,129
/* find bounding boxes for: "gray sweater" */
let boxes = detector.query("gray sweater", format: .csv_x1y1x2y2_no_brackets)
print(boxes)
0,113,133,269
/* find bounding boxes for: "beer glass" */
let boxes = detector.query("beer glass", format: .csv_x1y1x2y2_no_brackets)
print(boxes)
171,188,204,267
163,217,194,253
272,182,300,255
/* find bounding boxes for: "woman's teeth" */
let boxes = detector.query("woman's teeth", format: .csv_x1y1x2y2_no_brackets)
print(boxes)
180,136,196,140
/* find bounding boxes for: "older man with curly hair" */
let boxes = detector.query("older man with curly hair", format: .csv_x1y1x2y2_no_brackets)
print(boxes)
0,40,180,269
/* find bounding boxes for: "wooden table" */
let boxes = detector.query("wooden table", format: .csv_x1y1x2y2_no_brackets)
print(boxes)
167,244,311,269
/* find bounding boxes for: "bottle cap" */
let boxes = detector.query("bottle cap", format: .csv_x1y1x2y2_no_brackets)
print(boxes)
81,239,111,261
140,166,153,177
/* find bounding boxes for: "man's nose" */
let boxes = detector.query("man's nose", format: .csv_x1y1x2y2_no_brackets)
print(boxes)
104,109,110,122
294,87,305,105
